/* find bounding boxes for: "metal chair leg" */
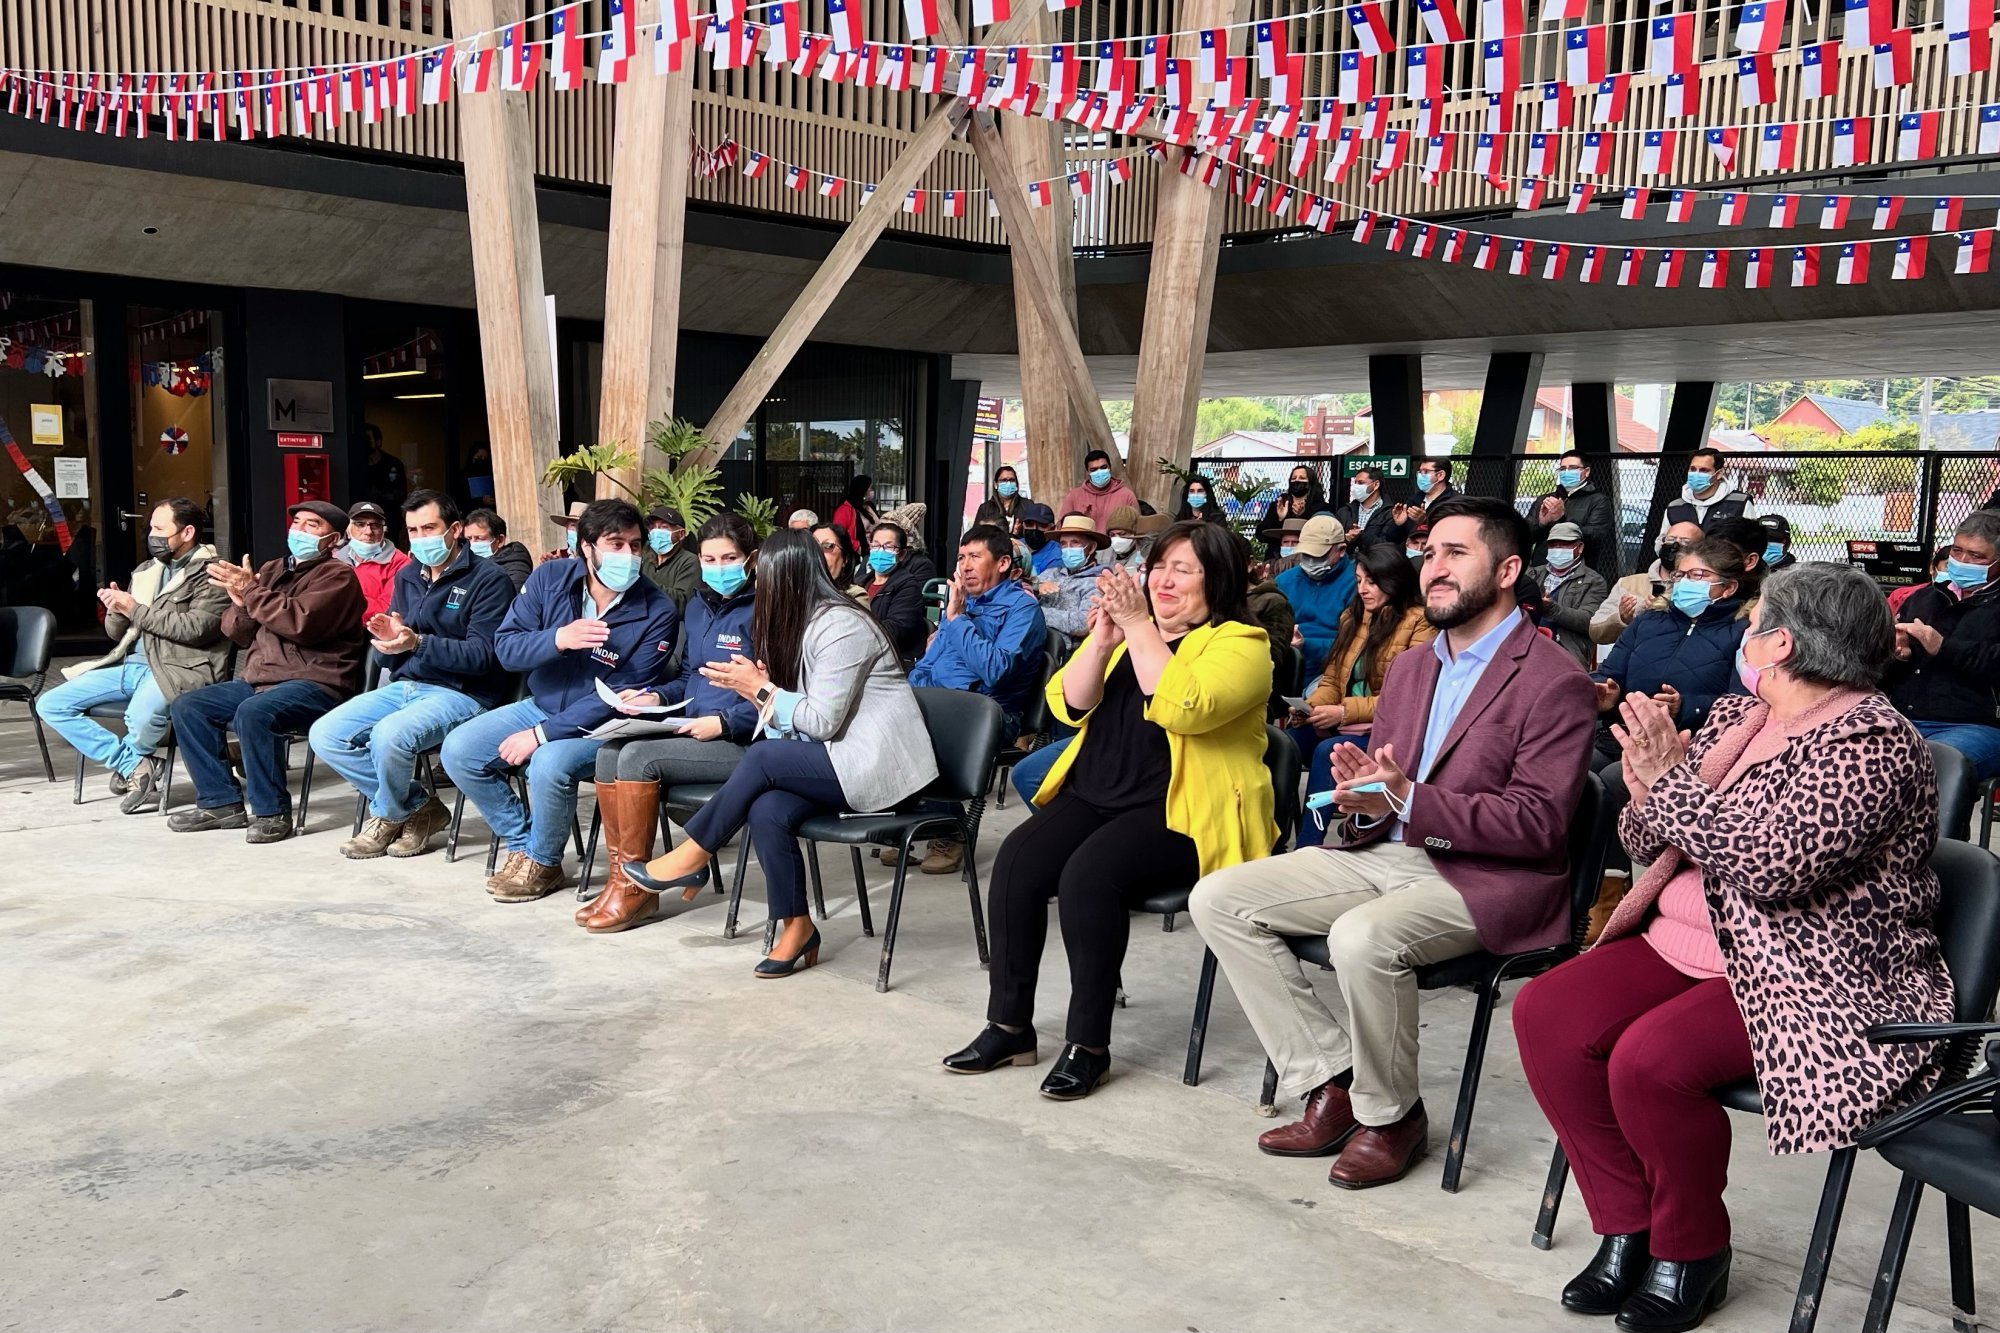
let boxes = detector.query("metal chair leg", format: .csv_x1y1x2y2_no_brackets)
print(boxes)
1440,975,1503,1194
961,817,989,966
157,743,178,816
1532,1145,1571,1250
577,805,603,902
723,838,753,940
1862,1175,1926,1333
295,748,317,834
876,830,921,992
849,846,874,936
446,789,466,863
1983,779,1997,848
1947,1197,1978,1333
31,704,54,782
806,842,828,921
1789,1146,1859,1333
1183,948,1218,1086
73,751,86,804
1258,1059,1280,1113
352,789,367,837
1161,911,1176,933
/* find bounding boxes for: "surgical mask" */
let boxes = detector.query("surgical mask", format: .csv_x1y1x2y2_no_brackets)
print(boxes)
409,534,450,568
1187,491,1207,509
1279,544,1298,558
348,539,384,559
1735,627,1782,699
867,548,899,576
1763,542,1784,566
1670,578,1715,617
1022,530,1048,552
1687,470,1716,493
1088,467,1112,487
995,480,1018,498
565,528,579,554
1406,547,1425,560
1289,481,1310,497
702,561,749,597
1945,557,1993,590
1556,468,1582,490
1110,536,1135,556
1059,545,1089,570
1300,555,1336,580
647,528,675,555
1548,548,1578,570
1349,481,1370,502
593,549,641,593
1415,472,1435,494
470,539,495,559
146,534,178,563
288,530,329,562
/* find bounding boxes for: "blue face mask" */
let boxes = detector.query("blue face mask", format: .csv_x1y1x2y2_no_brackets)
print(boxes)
1548,548,1578,570
1670,578,1715,617
1687,470,1716,493
647,528,675,555
1188,490,1207,508
409,534,450,568
1936,569,1953,583
1763,542,1784,566
1089,467,1113,488
1060,545,1089,570
867,548,899,577
995,480,1018,498
565,528,579,554
1415,472,1435,494
1556,468,1582,490
1946,557,1993,590
593,549,641,593
348,539,383,559
288,530,328,562
1350,481,1370,503
703,560,749,596
470,539,495,559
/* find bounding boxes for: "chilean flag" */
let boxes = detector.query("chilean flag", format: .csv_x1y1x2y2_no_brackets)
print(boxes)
1541,81,1573,130
901,0,940,39
1198,28,1227,82
1699,249,1729,287
1474,235,1499,270
1759,122,1799,170
904,188,928,213
1801,41,1839,97
1417,0,1467,43
1981,103,2000,153
1832,117,1872,165
1510,238,1533,276
1327,128,1361,182
1577,246,1606,283
971,0,1009,26
1473,132,1501,178
1663,72,1698,117
1517,177,1549,211
1578,131,1610,175
1649,14,1695,75
1527,131,1557,176
1640,129,1675,174
1337,52,1374,104
1616,248,1645,286
1565,25,1606,87
1949,27,1993,75
1407,46,1446,100
1744,247,1775,287
1791,245,1821,285
421,50,452,103
1655,250,1687,287
460,46,496,94
1347,2,1397,58
1483,94,1513,137
1706,127,1740,169
1897,110,1939,160
827,0,863,52
1106,158,1133,185
1892,236,1929,279
1353,210,1380,243
1621,186,1651,219
1162,57,1194,109
940,189,966,217
1027,179,1053,207
1843,0,1890,49
1420,133,1454,182
1872,195,1904,228
550,8,585,90
1771,193,1800,226
1412,224,1438,259
1567,182,1597,212
1666,189,1695,222
1385,219,1411,253
1936,197,1967,231
1736,0,1785,51
783,165,807,191
1371,129,1410,181
742,151,770,178
1483,38,1519,94
1592,74,1629,124
1818,195,1852,228
766,3,803,64
1836,241,1870,283
1737,53,1776,104
1483,0,1526,36
1256,20,1290,76
818,174,845,197
1541,0,1587,20
1872,29,1914,87
1360,96,1390,138
1956,230,1994,273
1139,36,1167,88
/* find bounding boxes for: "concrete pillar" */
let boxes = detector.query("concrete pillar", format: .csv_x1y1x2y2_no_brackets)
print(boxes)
1569,382,1617,455
1465,351,1544,499
1368,354,1424,456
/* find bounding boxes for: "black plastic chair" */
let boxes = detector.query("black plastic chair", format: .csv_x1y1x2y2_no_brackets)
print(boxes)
1141,724,1299,1084
67,699,180,811
0,605,57,781
574,782,744,909
1532,839,2000,1333
993,645,1060,810
1240,771,1620,1194
791,688,1005,992
1929,739,1978,842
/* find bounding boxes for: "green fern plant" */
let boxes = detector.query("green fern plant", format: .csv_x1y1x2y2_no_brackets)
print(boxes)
1155,456,1200,489
543,442,640,499
647,417,709,464
643,463,724,528
1225,477,1270,508
732,493,777,539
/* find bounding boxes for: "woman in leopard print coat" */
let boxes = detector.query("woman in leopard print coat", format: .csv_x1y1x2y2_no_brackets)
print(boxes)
1512,564,1954,1330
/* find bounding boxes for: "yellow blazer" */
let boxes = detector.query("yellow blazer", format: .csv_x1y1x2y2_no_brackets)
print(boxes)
1035,620,1277,876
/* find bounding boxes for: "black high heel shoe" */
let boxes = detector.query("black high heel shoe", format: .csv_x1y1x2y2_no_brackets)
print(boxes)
754,928,820,978
623,859,710,897
1614,1247,1731,1333
1562,1233,1652,1316
942,1024,1039,1074
1038,1045,1111,1101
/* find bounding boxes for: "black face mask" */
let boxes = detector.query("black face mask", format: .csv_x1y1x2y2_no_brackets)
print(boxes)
146,534,178,562
1289,481,1311,498
1022,530,1049,552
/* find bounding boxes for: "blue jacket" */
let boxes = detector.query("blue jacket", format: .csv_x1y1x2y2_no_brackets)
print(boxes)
662,582,761,742
381,543,518,710
1030,540,1063,575
1277,557,1358,674
495,558,679,741
910,577,1047,718
1593,597,1749,732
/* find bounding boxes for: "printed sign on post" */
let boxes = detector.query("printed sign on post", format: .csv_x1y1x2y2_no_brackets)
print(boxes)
53,456,88,499
30,404,62,445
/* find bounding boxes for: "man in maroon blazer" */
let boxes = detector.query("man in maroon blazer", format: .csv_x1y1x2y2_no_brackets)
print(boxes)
1190,497,1596,1189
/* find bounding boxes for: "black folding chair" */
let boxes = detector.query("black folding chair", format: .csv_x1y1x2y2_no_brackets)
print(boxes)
0,605,57,781
66,701,178,812
790,688,1005,992
1928,739,1978,842
993,645,1060,809
1532,839,2000,1333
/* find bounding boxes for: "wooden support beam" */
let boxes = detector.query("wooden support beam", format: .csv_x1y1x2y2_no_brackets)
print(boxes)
963,114,1118,469
450,0,562,549
596,0,694,500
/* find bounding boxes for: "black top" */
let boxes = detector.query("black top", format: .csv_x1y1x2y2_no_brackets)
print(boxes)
1061,636,1184,812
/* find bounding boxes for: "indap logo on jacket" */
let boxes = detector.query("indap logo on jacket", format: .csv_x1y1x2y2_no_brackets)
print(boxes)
716,632,745,653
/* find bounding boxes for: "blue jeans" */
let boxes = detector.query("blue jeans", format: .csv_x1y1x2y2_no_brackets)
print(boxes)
1297,731,1370,849
1914,720,2000,782
439,698,603,867
169,678,342,816
36,660,171,777
310,680,486,822
1010,736,1070,804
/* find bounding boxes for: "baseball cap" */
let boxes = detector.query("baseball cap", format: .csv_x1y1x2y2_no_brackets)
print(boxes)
1759,514,1792,541
346,501,388,522
1020,501,1056,526
1297,515,1342,557
1548,521,1585,542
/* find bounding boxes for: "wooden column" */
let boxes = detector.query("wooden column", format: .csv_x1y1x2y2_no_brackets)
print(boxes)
451,0,561,549
1127,0,1251,509
596,0,694,499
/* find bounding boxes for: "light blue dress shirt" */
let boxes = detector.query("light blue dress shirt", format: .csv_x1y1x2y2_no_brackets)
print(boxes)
1373,608,1524,843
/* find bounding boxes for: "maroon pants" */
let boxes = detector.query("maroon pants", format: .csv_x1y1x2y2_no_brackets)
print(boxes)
1513,936,1755,1261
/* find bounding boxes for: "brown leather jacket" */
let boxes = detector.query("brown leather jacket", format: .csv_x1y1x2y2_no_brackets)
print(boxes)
1306,602,1437,725
221,553,368,698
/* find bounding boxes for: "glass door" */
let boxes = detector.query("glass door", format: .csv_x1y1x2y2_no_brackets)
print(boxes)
0,288,99,632
128,305,229,559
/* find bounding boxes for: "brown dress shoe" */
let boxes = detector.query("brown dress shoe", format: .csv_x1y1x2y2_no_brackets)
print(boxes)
1328,1102,1430,1190
493,858,565,903
487,851,530,894
577,778,660,926
1257,1079,1361,1157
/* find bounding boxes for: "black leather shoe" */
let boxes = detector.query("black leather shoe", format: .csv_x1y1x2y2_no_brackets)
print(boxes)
1562,1233,1652,1316
942,1024,1038,1074
623,860,709,894
1038,1044,1111,1101
754,929,820,979
1615,1248,1731,1333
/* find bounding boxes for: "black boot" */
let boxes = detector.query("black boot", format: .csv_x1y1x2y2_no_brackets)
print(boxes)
1615,1248,1731,1333
1562,1233,1652,1316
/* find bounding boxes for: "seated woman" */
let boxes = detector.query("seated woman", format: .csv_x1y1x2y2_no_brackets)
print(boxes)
1174,474,1224,524
624,531,939,976
1512,563,1954,1332
579,514,761,934
811,521,868,603
942,521,1276,1100
863,518,936,668
1287,543,1435,848
1588,538,1753,772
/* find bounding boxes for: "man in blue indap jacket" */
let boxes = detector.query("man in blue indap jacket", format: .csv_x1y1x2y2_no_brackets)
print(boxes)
900,522,1047,875
442,498,678,902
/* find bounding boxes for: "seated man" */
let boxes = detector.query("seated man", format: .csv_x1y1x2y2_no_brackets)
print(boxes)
901,523,1047,874
1019,501,1060,575
310,490,519,860
1034,514,1109,651
1190,497,1595,1188
464,507,533,590
541,500,586,564
1887,509,2000,779
642,504,698,612
168,500,369,842
787,508,819,531
37,496,232,813
1523,521,1608,668
335,500,410,621
442,498,677,902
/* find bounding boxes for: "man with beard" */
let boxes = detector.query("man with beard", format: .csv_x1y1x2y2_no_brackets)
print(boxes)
1189,497,1596,1190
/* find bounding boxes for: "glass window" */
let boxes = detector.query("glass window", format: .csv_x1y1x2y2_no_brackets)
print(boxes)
356,322,455,535
1,290,98,631
130,305,229,567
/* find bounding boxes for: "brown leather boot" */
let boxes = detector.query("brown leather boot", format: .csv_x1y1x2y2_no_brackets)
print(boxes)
576,780,622,926
1257,1078,1361,1158
584,779,663,934
1327,1101,1430,1189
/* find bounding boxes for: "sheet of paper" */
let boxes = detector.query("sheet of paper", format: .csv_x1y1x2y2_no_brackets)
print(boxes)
594,676,689,714
585,716,697,740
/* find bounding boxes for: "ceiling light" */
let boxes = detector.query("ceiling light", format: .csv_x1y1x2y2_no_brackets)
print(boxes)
393,392,446,401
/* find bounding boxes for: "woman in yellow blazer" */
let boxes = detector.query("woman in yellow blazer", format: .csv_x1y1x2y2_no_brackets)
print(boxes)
942,521,1276,1101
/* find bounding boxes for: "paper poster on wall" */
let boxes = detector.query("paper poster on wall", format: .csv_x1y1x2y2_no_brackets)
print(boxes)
53,456,88,499
30,404,63,445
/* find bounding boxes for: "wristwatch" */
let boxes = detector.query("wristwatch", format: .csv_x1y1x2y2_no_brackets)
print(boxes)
754,682,776,706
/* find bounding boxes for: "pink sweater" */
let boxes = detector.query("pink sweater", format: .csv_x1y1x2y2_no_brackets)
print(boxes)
1645,865,1725,978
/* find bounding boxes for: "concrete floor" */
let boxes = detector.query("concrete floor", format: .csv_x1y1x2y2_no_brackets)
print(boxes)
0,706,1989,1332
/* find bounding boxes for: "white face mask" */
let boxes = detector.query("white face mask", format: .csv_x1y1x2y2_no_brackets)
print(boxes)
1109,536,1135,556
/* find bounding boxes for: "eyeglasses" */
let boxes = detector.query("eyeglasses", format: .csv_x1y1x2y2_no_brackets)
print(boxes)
1676,570,1724,584
815,539,841,553
869,541,901,553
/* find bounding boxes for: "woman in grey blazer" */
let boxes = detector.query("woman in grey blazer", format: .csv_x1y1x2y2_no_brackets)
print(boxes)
626,530,939,975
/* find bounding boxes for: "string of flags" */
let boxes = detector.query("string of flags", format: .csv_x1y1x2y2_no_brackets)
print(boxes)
737,139,1148,212
0,338,87,377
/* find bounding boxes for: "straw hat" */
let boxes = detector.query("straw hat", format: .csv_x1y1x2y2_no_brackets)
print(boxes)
1053,513,1108,550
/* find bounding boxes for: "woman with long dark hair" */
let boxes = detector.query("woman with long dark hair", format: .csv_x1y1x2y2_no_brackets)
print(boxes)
1288,543,1436,847
624,531,938,975
990,464,1028,533
942,521,1276,1099
831,474,880,550
1175,474,1224,524
811,521,868,602
1256,464,1331,556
